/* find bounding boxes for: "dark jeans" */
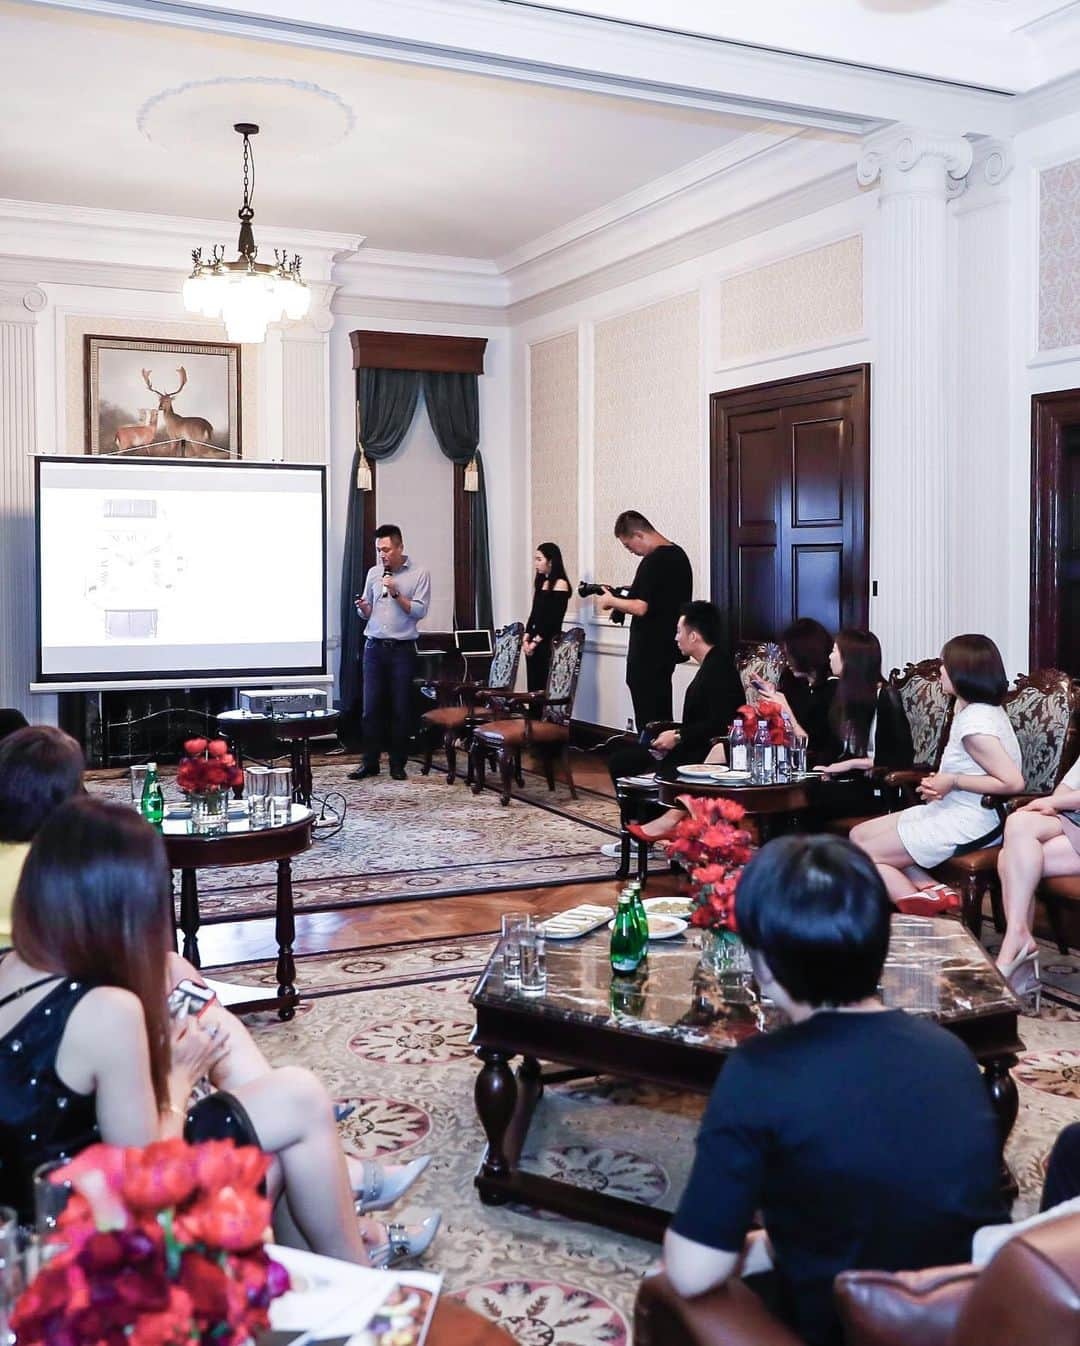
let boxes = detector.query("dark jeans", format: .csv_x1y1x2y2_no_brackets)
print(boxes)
627,658,675,730
362,638,418,769
1042,1121,1080,1211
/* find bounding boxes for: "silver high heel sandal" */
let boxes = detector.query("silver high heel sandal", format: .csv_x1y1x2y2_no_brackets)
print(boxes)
998,943,1041,1013
352,1155,431,1214
367,1212,441,1268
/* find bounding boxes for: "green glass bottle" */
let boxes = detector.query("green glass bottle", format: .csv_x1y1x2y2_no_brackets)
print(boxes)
610,974,646,1018
140,762,164,829
610,890,645,974
627,879,649,953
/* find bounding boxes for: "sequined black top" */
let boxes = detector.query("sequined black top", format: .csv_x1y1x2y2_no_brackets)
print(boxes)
0,978,100,1223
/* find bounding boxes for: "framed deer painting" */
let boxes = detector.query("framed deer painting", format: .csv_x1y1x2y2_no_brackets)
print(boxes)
84,335,241,458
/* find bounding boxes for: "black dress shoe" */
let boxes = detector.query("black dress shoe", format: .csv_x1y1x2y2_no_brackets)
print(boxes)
390,765,407,781
347,765,381,780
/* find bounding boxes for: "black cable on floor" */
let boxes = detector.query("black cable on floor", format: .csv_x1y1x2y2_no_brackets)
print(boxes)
311,789,347,841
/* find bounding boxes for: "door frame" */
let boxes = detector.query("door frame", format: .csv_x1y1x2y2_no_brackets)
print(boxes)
709,363,871,648
1030,389,1080,669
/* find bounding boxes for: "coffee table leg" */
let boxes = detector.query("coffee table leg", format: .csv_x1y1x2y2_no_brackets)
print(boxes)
475,1046,518,1199
179,869,201,968
984,1054,1020,1200
275,857,298,1021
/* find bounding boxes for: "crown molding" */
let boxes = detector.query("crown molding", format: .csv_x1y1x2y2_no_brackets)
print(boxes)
33,0,1014,136
1014,69,1080,131
331,294,507,327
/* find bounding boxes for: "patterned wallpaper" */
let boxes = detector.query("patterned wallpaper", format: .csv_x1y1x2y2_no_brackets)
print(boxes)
714,234,863,365
593,292,701,591
65,315,259,455
529,331,580,611
1039,159,1080,351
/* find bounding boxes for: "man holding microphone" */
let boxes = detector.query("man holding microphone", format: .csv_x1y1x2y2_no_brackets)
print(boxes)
349,524,431,781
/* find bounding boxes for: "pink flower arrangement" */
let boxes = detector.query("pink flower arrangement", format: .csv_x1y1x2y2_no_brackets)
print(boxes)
662,795,754,932
13,1140,289,1346
176,738,243,796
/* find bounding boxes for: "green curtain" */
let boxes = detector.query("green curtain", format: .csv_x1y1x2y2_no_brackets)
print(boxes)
421,371,493,632
339,368,420,720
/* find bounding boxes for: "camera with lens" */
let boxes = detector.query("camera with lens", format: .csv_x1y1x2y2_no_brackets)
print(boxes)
578,580,631,625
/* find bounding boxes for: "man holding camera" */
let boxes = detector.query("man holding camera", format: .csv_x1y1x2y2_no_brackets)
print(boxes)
349,524,431,781
594,510,692,729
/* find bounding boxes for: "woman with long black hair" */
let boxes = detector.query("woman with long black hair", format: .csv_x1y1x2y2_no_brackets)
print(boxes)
817,628,913,776
524,542,572,691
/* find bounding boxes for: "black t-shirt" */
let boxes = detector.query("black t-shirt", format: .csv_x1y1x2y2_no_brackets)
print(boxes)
669,1009,1007,1346
627,542,693,668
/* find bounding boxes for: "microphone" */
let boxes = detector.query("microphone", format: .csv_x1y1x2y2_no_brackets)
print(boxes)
381,567,391,599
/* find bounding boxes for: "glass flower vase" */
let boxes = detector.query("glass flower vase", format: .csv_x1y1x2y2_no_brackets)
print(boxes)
189,789,229,836
699,928,751,976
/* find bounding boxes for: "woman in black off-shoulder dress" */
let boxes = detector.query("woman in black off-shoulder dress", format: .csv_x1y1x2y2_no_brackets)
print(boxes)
525,542,572,691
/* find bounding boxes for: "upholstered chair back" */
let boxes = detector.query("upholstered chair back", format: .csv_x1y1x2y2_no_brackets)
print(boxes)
1003,669,1080,795
487,622,524,691
543,627,586,725
735,641,786,699
890,658,954,769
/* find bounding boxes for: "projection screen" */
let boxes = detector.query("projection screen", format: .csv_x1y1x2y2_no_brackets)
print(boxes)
36,457,326,685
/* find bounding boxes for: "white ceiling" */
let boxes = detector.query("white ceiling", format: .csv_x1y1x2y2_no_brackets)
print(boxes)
0,0,770,259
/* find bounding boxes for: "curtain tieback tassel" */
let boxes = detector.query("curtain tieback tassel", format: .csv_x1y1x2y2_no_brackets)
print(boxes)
356,451,373,492
463,455,479,493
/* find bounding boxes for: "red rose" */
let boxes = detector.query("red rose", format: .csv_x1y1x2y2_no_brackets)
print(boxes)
177,1252,230,1324
220,752,236,766
174,1186,270,1252
128,1287,194,1346
207,739,229,758
121,1141,197,1212
184,738,209,756
192,1140,271,1196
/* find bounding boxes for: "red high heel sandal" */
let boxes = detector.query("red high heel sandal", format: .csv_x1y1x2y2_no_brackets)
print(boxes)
893,883,962,917
627,820,678,845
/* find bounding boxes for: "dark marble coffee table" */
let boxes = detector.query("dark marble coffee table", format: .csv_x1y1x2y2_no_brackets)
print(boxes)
469,917,1024,1241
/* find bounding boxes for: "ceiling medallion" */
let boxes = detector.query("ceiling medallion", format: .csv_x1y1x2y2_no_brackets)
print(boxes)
182,123,310,344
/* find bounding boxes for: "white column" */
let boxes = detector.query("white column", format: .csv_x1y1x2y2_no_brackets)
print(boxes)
858,127,972,669
0,286,44,718
280,283,336,466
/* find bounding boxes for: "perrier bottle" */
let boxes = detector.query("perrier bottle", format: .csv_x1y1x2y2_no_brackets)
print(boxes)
140,762,165,829
610,889,645,974
627,879,649,953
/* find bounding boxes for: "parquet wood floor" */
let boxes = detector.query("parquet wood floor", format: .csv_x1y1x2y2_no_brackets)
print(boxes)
198,748,684,969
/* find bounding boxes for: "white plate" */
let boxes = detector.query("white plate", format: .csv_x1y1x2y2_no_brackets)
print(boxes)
675,764,726,778
607,914,688,940
539,904,614,939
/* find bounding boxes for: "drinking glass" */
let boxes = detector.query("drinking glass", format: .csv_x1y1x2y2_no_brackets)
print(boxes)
790,732,809,776
32,1160,71,1266
244,765,270,829
518,928,547,994
267,767,293,826
129,764,149,807
501,913,531,983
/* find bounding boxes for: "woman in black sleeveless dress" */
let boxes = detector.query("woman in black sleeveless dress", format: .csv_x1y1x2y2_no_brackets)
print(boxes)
525,542,572,692
0,798,437,1266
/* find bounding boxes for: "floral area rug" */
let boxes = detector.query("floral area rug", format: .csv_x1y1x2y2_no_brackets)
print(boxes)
237,939,1080,1346
86,764,623,922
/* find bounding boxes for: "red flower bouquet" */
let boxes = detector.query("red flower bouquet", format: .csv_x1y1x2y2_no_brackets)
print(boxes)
13,1140,289,1346
176,739,243,796
662,795,754,931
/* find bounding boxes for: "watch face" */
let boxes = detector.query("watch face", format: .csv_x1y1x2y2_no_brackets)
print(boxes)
85,497,186,634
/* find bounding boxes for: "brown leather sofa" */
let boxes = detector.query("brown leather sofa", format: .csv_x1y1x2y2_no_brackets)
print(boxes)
634,1212,1080,1345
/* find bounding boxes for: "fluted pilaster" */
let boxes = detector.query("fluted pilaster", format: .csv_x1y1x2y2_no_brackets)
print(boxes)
858,126,972,667
0,286,44,716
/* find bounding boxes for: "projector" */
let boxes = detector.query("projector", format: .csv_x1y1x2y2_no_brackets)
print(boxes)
239,688,328,716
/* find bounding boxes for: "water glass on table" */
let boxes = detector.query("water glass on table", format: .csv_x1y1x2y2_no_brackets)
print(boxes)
501,913,531,983
129,764,148,808
244,765,270,829
790,732,809,776
0,1205,21,1345
32,1160,72,1269
518,928,547,994
267,766,293,826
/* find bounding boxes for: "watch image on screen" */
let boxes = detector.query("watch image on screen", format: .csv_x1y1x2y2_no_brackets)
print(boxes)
84,496,186,639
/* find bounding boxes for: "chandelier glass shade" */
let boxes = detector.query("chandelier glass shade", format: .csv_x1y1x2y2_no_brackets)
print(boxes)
182,123,310,343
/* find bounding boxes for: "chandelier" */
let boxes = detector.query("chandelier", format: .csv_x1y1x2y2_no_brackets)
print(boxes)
182,123,310,343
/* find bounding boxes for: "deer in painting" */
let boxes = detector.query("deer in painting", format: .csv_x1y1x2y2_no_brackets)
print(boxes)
142,367,214,448
113,407,160,454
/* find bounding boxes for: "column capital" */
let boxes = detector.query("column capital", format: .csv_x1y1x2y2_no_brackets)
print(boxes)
0,284,46,323
857,125,974,199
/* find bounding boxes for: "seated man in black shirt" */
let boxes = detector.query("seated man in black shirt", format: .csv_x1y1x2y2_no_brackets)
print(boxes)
664,835,1007,1346
594,510,692,729
607,598,742,794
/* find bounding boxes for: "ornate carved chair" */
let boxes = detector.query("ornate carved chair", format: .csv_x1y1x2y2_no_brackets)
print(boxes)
933,668,1080,938
735,641,786,700
419,622,524,784
469,628,585,805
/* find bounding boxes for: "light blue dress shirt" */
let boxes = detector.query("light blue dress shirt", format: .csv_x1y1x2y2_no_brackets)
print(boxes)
361,556,431,641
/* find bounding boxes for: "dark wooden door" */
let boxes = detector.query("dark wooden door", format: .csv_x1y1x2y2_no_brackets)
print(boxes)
1031,390,1080,674
711,365,870,647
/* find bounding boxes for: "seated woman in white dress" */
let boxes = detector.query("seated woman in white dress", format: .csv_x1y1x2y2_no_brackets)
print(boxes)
994,758,1080,1005
850,635,1023,905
